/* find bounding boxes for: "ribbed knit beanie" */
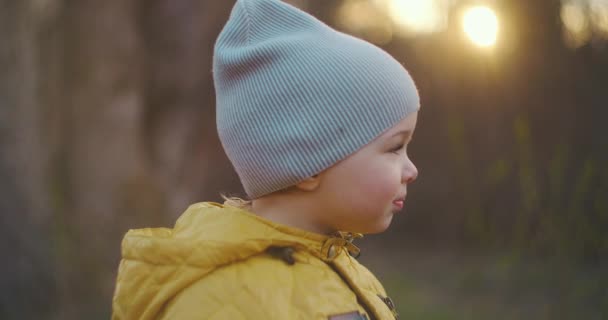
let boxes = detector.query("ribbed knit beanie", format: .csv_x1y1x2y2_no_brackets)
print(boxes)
213,0,420,199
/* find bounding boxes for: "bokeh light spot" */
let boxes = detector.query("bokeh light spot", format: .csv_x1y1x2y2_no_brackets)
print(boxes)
561,1,592,48
337,0,394,44
462,6,499,47
590,0,608,36
384,0,447,34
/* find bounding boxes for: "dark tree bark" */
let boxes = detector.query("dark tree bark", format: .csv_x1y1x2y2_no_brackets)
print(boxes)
0,1,236,318
0,1,58,318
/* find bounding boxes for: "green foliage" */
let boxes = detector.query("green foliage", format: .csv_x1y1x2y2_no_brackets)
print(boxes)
448,113,608,260
378,256,608,320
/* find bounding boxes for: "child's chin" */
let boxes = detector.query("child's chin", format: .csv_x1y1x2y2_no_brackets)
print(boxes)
359,217,394,235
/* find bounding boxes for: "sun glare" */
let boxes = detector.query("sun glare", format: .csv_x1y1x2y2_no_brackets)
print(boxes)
384,0,447,34
462,6,499,47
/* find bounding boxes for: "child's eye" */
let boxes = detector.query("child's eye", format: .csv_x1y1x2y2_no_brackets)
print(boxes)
390,144,405,154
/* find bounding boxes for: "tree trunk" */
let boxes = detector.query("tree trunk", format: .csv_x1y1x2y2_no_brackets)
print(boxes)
0,0,236,318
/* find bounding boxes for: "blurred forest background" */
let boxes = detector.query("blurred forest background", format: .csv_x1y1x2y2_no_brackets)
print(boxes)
1,0,607,319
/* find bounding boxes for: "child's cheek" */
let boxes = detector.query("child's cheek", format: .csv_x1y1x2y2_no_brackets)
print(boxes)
358,165,398,202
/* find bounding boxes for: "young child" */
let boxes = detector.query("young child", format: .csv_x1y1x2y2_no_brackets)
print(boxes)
112,0,420,319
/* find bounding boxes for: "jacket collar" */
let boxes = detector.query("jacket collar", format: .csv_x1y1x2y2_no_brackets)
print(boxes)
218,202,363,261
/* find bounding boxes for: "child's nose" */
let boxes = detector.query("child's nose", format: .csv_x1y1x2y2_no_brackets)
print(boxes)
402,156,418,184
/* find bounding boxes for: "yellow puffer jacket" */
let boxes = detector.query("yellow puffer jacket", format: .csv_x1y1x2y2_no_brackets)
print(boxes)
112,202,399,320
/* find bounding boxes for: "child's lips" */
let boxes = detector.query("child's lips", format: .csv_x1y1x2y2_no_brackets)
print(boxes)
393,200,404,210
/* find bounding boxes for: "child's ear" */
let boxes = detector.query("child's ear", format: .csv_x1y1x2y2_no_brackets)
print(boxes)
295,174,321,191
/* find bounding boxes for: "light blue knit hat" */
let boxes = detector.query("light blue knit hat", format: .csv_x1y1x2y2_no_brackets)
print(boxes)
213,0,420,199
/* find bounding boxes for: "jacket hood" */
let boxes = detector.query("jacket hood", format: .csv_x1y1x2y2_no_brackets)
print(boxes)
112,201,358,320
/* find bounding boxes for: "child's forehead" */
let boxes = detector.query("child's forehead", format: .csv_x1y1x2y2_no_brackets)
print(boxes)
381,112,418,138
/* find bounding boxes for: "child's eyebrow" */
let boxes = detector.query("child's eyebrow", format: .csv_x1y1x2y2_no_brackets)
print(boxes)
389,130,413,140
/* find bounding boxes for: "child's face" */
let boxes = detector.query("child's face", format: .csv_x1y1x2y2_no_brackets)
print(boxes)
316,112,419,234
